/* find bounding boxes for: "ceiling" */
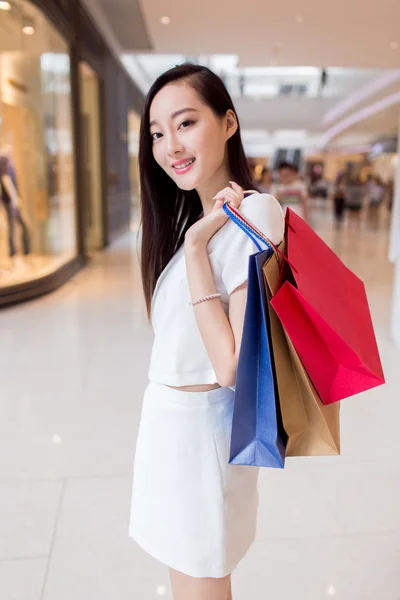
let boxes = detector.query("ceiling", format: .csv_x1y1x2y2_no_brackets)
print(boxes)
121,54,400,152
96,0,400,69
121,57,384,101
71,0,400,152
96,0,151,51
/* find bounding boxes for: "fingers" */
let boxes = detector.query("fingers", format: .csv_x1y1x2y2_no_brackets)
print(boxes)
229,181,243,195
213,197,225,210
213,182,244,208
213,186,232,200
222,191,240,205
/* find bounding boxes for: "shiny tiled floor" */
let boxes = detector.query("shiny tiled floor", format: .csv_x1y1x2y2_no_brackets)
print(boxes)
0,203,399,600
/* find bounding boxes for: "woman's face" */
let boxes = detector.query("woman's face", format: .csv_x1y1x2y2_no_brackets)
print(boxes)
149,82,235,191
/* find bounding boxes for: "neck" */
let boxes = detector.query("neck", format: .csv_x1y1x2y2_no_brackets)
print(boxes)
195,163,233,216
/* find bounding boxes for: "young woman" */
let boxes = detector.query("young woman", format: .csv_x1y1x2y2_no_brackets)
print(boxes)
129,63,284,600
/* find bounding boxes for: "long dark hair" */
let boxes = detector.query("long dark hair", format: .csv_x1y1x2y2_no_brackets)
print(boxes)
139,63,256,318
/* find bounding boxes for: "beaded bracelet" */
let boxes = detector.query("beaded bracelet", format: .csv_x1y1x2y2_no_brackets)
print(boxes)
189,293,221,306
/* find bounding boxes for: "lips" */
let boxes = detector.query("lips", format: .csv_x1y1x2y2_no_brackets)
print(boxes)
171,157,196,175
172,158,195,170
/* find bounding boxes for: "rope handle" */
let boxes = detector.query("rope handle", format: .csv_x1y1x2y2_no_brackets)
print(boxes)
225,190,270,251
222,202,270,252
223,202,298,274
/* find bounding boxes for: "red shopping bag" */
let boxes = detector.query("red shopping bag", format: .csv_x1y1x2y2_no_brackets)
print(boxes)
271,209,385,404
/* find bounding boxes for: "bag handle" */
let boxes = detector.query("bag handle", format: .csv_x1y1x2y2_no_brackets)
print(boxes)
222,201,269,252
223,201,298,273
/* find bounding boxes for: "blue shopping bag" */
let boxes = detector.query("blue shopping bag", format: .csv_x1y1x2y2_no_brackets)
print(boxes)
223,202,287,468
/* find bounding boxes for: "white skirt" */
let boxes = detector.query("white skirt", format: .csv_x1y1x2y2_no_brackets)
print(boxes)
129,381,259,578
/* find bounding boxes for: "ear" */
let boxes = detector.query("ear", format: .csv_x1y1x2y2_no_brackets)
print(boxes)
225,109,238,140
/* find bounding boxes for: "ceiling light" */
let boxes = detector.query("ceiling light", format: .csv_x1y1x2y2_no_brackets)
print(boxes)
390,41,398,50
22,24,35,35
296,15,304,24
160,16,171,25
275,129,308,139
22,15,35,35
0,1,12,10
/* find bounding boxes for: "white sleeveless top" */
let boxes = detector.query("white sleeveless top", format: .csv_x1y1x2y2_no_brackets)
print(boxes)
148,193,285,386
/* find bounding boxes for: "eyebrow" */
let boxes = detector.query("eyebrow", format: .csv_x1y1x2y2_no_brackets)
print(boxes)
149,107,199,128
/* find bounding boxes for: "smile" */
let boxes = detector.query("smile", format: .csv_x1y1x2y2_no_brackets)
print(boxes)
172,158,196,174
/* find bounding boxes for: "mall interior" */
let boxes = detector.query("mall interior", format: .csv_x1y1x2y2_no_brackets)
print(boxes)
0,0,399,598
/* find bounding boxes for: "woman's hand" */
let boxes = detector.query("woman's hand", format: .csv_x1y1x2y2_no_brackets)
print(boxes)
185,181,244,248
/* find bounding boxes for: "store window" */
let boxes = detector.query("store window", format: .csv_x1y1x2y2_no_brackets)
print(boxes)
128,110,140,231
79,62,103,253
0,0,77,288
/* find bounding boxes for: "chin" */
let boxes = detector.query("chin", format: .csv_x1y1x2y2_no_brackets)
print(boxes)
176,182,197,191
173,175,201,192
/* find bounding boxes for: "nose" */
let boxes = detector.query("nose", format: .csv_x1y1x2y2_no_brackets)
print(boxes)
167,132,184,157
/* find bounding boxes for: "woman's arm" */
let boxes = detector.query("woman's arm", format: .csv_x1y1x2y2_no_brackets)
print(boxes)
184,184,284,388
185,241,246,387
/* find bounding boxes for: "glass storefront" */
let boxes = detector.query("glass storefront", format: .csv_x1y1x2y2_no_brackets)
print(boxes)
128,110,140,231
371,153,398,183
0,0,77,288
79,61,103,253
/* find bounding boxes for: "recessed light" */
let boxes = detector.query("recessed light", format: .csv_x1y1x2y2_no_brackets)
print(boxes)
160,16,171,25
296,15,304,24
390,41,398,50
22,15,35,34
22,25,35,35
0,1,12,10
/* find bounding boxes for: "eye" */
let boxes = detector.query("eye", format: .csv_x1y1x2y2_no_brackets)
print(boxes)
150,131,163,142
178,119,195,130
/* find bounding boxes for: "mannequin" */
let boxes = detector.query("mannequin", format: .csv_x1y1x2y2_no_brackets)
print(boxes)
0,145,31,258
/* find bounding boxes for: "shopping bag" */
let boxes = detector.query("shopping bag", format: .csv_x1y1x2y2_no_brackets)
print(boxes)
224,202,340,456
271,209,385,404
223,203,287,468
263,247,340,456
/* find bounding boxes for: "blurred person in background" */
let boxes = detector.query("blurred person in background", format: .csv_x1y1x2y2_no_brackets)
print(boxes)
259,166,272,194
270,161,309,220
366,175,385,229
386,179,394,213
331,173,347,226
344,176,366,226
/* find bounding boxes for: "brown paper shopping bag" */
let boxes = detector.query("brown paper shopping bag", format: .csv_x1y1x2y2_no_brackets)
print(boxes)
263,246,340,457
